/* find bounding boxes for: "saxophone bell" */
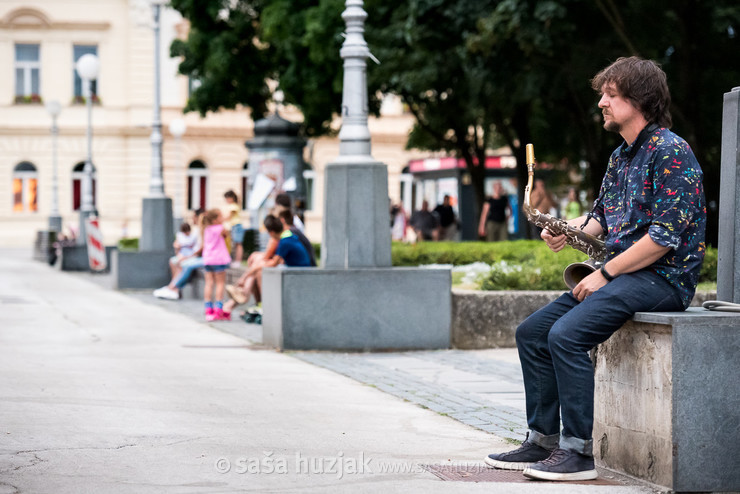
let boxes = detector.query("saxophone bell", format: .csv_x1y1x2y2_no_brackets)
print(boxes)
563,259,602,290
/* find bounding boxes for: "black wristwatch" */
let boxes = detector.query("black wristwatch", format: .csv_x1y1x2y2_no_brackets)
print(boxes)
600,264,615,282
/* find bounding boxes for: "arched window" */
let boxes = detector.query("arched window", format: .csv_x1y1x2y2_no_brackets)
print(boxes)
72,161,96,211
241,161,249,210
12,162,38,212
187,160,208,210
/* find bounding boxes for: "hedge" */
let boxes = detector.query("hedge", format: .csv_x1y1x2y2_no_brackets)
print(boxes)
390,240,718,291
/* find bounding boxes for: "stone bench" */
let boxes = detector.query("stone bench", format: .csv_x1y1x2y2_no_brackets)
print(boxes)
181,265,245,300
593,308,740,492
450,288,716,349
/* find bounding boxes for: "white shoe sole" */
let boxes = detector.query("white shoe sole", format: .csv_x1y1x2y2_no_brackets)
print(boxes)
484,457,531,470
522,466,598,481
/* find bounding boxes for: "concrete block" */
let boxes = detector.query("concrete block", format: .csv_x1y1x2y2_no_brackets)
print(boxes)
262,267,450,350
594,309,740,492
718,87,740,303
140,197,174,253
112,249,172,289
321,163,391,268
450,289,717,350
60,245,116,272
33,230,56,263
451,289,562,348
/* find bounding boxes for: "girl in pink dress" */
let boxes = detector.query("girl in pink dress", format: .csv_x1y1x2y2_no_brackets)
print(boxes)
200,209,232,321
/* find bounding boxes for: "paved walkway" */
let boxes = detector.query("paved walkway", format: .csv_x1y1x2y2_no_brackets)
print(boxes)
0,250,662,493
128,288,530,443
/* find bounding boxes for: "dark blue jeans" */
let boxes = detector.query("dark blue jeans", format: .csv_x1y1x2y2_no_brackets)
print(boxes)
516,269,684,455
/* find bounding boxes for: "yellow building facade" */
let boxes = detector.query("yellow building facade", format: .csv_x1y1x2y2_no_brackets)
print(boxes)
0,0,415,247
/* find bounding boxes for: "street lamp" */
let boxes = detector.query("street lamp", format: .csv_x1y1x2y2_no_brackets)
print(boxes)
168,118,186,227
75,53,100,245
46,100,62,233
149,0,167,198
139,0,174,252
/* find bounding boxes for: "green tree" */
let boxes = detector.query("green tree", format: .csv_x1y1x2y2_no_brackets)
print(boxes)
170,0,739,244
469,0,740,244
260,0,351,137
169,0,274,120
365,0,506,231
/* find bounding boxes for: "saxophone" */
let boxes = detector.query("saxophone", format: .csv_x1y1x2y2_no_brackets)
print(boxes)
523,143,607,289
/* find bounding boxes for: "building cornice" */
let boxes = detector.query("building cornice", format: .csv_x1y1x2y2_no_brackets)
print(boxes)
0,125,254,140
1,7,110,31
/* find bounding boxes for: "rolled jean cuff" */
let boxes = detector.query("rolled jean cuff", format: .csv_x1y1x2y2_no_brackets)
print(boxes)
560,435,593,456
529,430,559,450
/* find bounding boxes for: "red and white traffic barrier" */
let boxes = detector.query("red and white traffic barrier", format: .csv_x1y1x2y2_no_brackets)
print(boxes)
85,215,107,272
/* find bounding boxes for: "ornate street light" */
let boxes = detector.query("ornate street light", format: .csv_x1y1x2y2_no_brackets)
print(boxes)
74,53,100,245
139,0,174,252
45,100,62,232
149,0,167,198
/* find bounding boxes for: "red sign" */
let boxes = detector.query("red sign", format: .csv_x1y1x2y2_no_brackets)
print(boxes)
407,156,516,173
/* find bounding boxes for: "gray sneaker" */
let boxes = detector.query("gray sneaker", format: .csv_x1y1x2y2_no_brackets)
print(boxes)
485,434,554,470
523,448,598,481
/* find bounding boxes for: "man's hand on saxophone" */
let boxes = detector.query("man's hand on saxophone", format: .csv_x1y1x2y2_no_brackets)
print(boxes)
541,215,608,300
541,215,603,254
540,228,568,252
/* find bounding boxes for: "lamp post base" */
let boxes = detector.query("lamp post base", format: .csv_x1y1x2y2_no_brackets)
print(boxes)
140,197,174,253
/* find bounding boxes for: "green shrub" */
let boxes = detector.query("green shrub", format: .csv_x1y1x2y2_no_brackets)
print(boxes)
118,237,139,251
699,246,717,282
478,245,590,291
480,262,566,291
389,240,718,291
391,240,550,266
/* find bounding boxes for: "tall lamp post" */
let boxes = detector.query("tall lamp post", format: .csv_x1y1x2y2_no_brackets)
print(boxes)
140,0,174,252
75,53,100,246
168,118,186,228
46,100,62,233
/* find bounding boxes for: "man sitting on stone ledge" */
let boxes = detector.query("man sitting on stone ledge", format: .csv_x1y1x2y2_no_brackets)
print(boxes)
485,56,706,481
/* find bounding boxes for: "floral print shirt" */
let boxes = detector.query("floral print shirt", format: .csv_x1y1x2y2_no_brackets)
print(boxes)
592,127,706,308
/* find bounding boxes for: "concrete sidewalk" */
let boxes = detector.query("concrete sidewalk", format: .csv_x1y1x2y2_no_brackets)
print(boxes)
0,250,662,493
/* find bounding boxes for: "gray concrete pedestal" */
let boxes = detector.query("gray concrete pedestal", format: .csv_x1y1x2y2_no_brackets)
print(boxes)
262,267,451,351
262,1,451,351
140,197,173,252
111,197,174,289
112,249,172,289
321,162,392,268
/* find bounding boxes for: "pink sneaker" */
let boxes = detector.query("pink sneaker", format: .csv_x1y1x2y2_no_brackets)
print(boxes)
205,307,217,321
219,311,231,321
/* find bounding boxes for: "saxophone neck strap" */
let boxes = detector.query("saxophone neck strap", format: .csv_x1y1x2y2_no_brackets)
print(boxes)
625,123,659,160
579,122,660,231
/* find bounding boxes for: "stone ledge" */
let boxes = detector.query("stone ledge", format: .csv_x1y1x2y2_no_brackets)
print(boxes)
451,289,718,350
594,312,740,491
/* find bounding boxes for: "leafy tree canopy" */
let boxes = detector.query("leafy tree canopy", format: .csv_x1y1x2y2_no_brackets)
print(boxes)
171,0,740,243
